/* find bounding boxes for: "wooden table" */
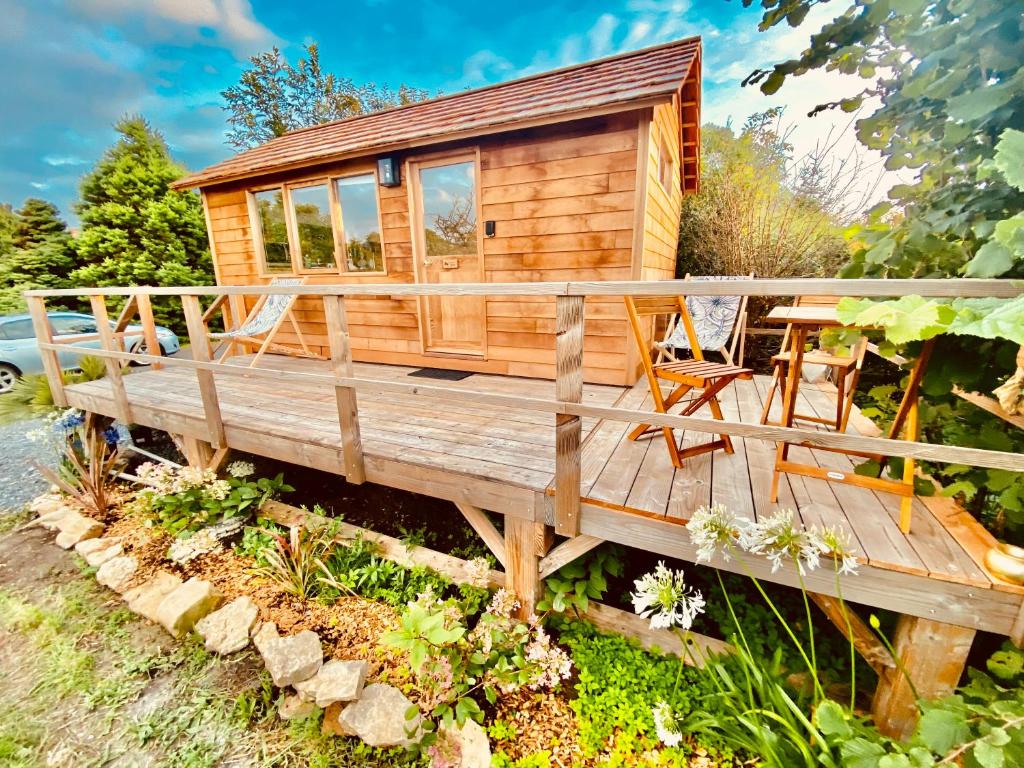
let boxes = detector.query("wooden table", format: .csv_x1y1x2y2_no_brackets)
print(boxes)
765,305,935,533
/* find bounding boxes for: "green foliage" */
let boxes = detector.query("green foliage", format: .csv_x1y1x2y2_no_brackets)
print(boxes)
0,198,76,313
222,42,428,150
559,621,729,764
743,0,1024,542
537,545,623,615
0,357,105,424
678,110,850,283
257,522,339,599
71,116,212,331
143,466,292,536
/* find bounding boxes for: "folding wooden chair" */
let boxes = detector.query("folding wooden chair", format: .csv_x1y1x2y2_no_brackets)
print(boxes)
625,295,754,469
211,277,322,367
758,295,868,431
655,273,752,366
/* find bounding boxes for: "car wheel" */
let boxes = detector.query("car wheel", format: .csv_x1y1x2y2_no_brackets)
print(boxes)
129,339,166,366
0,363,20,395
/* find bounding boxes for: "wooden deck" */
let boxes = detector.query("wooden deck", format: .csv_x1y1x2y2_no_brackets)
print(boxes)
64,353,1024,636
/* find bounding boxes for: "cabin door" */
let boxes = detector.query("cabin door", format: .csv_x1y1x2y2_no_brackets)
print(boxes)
409,152,486,357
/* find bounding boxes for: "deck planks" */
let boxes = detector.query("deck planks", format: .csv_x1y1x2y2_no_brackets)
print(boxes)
64,353,1017,613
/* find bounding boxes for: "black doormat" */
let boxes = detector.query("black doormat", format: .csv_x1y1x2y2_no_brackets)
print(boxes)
408,367,473,381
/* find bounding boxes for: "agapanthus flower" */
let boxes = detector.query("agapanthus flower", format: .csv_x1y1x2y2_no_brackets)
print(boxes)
631,562,705,630
819,525,859,575
652,700,683,748
226,460,255,478
102,424,130,449
686,502,750,563
743,510,825,575
53,408,85,432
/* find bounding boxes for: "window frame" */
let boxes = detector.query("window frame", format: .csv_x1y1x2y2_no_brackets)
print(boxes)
247,169,389,278
656,131,677,194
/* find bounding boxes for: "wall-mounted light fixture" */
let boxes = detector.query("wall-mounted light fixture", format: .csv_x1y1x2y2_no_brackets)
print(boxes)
485,220,496,238
377,156,400,187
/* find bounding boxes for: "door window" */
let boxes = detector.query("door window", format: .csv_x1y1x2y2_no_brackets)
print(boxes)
0,319,35,340
420,161,477,257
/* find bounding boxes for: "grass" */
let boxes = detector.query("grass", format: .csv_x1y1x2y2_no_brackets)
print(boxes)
0,566,423,767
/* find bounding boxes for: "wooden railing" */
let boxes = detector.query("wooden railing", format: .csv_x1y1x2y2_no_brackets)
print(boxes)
24,278,1024,536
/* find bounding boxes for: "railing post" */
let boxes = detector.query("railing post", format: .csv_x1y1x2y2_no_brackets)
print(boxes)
136,293,163,370
554,294,584,536
181,294,226,448
25,296,67,408
89,295,132,424
323,295,365,484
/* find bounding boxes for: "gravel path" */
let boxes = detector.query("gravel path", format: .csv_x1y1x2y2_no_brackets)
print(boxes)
0,416,53,513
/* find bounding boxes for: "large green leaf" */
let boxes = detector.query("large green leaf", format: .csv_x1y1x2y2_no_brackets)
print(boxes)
994,129,1024,191
965,240,1015,277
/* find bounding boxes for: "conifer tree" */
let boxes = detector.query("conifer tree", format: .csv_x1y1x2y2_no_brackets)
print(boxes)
0,199,74,313
72,116,212,327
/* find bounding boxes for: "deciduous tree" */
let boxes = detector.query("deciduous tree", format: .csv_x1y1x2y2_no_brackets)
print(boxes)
222,43,428,150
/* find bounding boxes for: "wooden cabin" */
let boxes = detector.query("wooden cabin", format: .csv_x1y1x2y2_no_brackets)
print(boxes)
172,37,702,386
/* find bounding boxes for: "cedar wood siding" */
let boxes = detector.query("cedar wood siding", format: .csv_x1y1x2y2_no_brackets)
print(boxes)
202,111,658,386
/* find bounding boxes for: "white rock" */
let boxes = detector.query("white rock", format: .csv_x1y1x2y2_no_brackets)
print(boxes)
123,571,184,623
75,536,119,558
253,621,279,654
339,683,422,748
257,629,323,688
293,659,368,707
155,578,222,638
54,511,104,549
440,719,491,768
278,693,316,721
95,556,138,593
77,538,123,567
195,596,259,655
30,494,66,518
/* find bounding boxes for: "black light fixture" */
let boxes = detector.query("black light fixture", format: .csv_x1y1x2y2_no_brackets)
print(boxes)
485,220,496,238
377,156,400,187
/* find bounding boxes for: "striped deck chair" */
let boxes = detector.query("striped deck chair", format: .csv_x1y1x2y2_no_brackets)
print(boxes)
656,274,752,367
212,277,320,367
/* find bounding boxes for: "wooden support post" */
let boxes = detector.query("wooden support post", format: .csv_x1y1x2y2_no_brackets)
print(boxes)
536,524,555,557
181,435,215,470
323,295,365,484
89,295,133,424
554,295,584,536
181,294,226,448
872,615,976,740
136,293,163,370
455,503,507,568
505,516,542,618
25,296,67,407
810,593,895,677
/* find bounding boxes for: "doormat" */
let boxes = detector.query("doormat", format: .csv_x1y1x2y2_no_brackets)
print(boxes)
408,367,473,381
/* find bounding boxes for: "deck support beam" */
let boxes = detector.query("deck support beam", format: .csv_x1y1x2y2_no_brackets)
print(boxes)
871,615,975,740
554,295,584,537
810,593,894,677
505,516,543,618
323,295,365,485
539,534,604,580
455,503,506,568
180,435,216,470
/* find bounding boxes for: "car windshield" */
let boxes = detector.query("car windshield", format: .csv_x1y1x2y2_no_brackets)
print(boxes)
0,319,35,340
50,315,98,335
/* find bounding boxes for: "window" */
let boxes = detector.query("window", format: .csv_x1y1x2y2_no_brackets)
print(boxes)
50,315,98,335
335,174,384,272
0,319,34,340
657,136,676,192
253,189,291,272
420,161,478,257
290,183,336,270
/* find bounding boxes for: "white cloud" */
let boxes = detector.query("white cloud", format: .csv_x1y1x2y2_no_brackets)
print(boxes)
69,0,275,54
43,155,89,167
588,14,620,58
30,182,50,190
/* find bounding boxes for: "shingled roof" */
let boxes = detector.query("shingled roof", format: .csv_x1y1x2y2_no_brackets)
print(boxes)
173,36,701,190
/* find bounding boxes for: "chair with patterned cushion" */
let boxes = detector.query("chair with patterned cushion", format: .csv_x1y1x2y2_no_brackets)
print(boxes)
656,273,752,367
210,277,322,367
625,294,754,469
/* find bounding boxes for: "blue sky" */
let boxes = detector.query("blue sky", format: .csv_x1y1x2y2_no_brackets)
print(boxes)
0,0,878,225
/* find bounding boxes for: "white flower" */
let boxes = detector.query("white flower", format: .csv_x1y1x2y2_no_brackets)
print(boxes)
464,557,491,588
686,503,750,563
631,562,705,630
485,588,519,620
524,625,573,689
206,479,232,501
743,510,825,575
226,460,254,478
819,525,860,576
652,700,683,748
